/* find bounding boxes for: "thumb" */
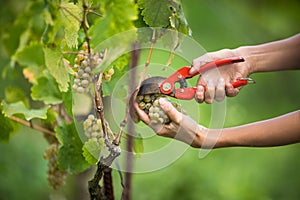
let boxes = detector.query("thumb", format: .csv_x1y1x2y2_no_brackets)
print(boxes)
158,98,182,124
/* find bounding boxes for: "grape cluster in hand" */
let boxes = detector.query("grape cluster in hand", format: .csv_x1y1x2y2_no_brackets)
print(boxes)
83,114,103,141
44,144,67,190
137,94,184,124
72,42,102,93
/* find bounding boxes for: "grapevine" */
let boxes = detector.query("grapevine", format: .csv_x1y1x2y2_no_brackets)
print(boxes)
43,144,67,190
0,0,192,199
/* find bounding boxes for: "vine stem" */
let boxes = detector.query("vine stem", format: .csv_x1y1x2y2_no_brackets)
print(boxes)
8,116,55,136
136,29,156,91
114,28,157,146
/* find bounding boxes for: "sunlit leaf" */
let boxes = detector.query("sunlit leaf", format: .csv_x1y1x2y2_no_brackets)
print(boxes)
82,139,104,165
59,2,82,48
43,47,70,92
2,101,49,121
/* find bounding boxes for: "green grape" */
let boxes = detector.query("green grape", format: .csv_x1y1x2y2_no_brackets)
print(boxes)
83,114,103,140
136,94,184,124
44,144,67,190
72,46,102,93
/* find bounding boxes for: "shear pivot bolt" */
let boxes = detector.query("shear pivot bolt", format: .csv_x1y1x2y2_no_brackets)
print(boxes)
162,82,171,91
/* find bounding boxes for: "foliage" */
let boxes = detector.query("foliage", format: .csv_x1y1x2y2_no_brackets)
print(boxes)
0,0,191,198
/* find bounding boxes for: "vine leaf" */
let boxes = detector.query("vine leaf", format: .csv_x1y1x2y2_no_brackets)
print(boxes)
82,139,104,165
138,0,172,27
31,72,62,105
59,2,82,48
0,105,19,143
56,123,90,174
138,0,191,35
43,47,70,92
90,0,138,48
1,101,49,121
13,42,45,68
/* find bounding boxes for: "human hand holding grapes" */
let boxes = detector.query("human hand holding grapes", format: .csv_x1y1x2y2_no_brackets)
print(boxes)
133,97,207,148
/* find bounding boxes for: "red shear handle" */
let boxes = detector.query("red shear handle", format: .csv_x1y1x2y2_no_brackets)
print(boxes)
174,78,249,100
190,56,245,76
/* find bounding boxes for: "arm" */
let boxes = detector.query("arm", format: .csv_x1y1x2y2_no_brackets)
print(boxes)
214,110,300,148
238,33,300,73
133,98,300,148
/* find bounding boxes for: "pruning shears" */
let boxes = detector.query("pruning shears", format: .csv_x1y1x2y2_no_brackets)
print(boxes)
138,56,255,99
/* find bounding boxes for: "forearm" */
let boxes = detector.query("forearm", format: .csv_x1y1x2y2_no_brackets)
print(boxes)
215,110,300,148
236,34,300,73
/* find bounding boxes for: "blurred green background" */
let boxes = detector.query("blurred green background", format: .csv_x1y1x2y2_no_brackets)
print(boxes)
0,0,299,199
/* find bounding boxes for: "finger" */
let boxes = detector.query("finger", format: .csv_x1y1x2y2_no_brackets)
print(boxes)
225,83,239,97
195,85,205,104
215,78,225,102
133,100,151,125
158,98,182,124
204,80,215,104
190,54,212,75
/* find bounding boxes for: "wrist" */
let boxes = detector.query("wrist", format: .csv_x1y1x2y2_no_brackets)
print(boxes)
234,46,258,75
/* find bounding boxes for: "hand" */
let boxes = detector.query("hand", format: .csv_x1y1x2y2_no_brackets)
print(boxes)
133,97,208,148
190,48,251,104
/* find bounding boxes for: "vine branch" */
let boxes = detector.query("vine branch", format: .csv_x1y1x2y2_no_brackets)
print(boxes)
8,116,56,136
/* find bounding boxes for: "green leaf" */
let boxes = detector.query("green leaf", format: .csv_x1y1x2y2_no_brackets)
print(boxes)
138,0,172,27
5,86,29,107
59,2,82,48
31,72,62,104
2,101,49,121
43,47,70,92
82,139,104,165
56,123,90,173
133,132,144,157
138,0,191,35
0,105,19,143
13,42,45,68
90,0,138,48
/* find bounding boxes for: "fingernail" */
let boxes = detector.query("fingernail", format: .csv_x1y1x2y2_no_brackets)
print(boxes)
198,85,204,92
158,98,166,106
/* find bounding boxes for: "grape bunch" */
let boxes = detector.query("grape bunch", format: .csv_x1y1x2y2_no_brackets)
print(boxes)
103,67,115,82
72,42,102,93
44,144,67,190
136,94,184,124
83,114,103,141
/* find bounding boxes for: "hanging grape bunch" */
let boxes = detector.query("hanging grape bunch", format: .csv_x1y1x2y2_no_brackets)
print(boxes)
136,94,185,124
83,114,103,142
44,144,67,190
72,42,103,93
